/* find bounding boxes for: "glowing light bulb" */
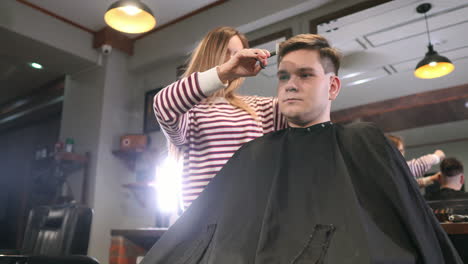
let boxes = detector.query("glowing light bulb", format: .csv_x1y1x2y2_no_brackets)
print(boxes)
119,5,142,16
105,1,156,33
429,61,437,67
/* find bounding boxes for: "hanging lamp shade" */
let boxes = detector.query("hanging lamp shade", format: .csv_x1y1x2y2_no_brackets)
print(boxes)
414,44,455,79
104,0,156,34
414,3,454,79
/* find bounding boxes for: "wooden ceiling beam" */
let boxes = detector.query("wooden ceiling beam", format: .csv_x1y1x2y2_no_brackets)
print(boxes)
331,83,468,132
16,0,95,34
134,0,228,40
309,0,392,34
0,78,64,132
93,27,134,56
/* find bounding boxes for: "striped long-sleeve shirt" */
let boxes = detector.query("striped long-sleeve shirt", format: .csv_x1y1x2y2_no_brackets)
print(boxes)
407,154,440,187
153,68,286,208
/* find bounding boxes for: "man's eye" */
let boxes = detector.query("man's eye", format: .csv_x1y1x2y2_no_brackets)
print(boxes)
278,75,289,81
300,73,313,78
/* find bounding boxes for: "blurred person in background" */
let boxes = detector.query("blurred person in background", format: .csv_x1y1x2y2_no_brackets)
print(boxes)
387,134,444,187
425,157,467,200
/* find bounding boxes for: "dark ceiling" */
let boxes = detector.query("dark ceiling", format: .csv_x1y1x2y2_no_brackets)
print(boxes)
0,27,94,106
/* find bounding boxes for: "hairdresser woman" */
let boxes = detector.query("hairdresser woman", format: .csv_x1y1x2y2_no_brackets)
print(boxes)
153,26,286,209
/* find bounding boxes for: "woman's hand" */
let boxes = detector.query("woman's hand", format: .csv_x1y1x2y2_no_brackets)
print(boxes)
430,172,442,184
217,49,271,83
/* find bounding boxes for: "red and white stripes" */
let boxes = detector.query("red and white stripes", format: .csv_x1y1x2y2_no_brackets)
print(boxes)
407,154,439,187
154,71,285,209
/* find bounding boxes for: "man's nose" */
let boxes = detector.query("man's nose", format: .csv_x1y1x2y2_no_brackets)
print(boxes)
285,77,299,92
286,86,298,92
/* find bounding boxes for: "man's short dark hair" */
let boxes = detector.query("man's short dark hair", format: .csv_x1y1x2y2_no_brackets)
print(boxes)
440,157,464,177
278,34,342,75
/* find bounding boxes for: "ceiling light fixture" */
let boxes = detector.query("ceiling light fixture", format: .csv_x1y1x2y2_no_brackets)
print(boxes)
414,3,454,79
104,0,156,34
341,72,363,80
29,62,43,69
347,77,381,86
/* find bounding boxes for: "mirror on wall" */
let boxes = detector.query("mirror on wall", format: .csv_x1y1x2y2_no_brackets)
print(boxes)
242,0,468,184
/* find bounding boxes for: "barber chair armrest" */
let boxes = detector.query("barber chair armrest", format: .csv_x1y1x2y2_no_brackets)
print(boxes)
0,255,99,264
0,249,20,255
0,254,27,264
0,249,21,255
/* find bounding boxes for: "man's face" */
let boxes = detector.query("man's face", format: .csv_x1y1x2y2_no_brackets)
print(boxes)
277,49,340,127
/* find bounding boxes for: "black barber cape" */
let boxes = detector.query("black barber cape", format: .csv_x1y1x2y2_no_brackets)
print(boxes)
142,122,461,264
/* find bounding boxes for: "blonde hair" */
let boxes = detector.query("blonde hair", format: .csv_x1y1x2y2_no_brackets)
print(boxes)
386,134,404,149
170,27,257,157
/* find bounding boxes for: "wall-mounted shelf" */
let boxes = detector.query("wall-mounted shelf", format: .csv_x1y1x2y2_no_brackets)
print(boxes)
122,182,154,190
55,152,88,163
30,151,90,206
122,182,155,207
112,149,144,170
113,147,156,207
55,152,88,174
33,152,88,174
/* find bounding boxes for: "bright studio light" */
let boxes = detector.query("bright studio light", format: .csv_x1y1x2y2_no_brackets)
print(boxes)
154,157,182,213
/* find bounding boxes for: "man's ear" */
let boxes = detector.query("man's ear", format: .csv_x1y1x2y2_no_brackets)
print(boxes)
460,174,464,185
328,75,341,100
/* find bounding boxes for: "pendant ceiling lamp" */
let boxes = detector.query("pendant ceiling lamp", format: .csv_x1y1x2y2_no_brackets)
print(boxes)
104,0,156,34
414,3,454,79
